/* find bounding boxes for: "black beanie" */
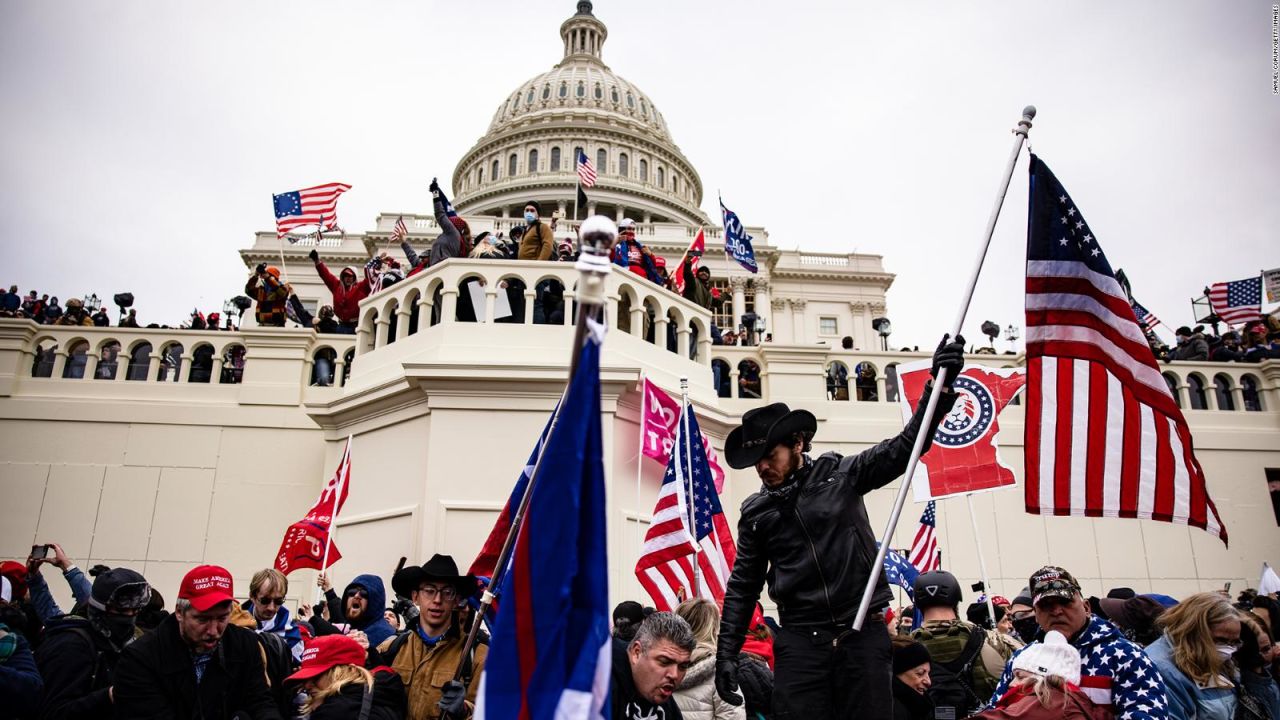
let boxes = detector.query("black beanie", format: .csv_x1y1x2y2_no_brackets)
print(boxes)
892,640,931,674
613,600,644,626
89,567,151,612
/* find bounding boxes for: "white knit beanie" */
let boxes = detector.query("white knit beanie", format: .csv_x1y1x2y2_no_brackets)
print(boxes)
0,575,11,603
1012,630,1082,686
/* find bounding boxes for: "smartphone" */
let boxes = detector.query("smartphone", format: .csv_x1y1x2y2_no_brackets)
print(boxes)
1224,581,1232,594
31,544,49,560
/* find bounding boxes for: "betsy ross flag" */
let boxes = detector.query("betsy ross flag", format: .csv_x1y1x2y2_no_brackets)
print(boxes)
274,437,352,574
908,501,941,572
474,330,610,719
671,228,706,295
576,149,597,188
391,216,408,243
1207,276,1262,326
274,182,351,239
1024,155,1226,543
636,404,736,611
1131,300,1161,334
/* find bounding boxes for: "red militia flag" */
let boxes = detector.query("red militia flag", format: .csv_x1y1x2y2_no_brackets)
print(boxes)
636,404,736,610
671,228,706,295
273,182,352,238
274,437,354,574
1023,155,1226,543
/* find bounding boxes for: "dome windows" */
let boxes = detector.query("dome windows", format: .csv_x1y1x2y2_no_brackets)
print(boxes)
639,159,648,183
509,153,518,177
657,167,664,188
576,81,585,98
596,149,607,175
478,166,484,184
492,159,500,180
619,153,629,177
626,92,635,109
526,88,535,105
551,147,562,171
611,87,619,103
558,82,567,99
529,149,539,173
594,83,602,100
544,84,552,100
640,99,648,118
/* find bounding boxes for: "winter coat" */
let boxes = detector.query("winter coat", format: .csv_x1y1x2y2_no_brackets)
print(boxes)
0,627,42,720
972,683,1112,720
611,638,684,720
53,312,93,327
34,615,123,719
1146,634,1236,720
343,574,398,649
681,262,713,310
310,667,408,720
375,624,487,720
316,261,371,324
228,602,296,720
892,677,934,720
425,194,468,269
1171,334,1209,361
112,613,282,720
674,643,746,720
245,273,289,327
719,384,957,651
990,616,1168,720
517,220,554,261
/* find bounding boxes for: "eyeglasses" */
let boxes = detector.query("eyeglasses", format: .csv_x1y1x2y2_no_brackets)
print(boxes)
344,589,368,600
416,585,458,601
256,596,286,607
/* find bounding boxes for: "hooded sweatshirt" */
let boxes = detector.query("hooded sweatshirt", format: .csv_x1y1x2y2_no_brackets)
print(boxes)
343,575,396,649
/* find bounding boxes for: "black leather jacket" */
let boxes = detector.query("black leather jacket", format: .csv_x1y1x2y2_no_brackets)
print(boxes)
718,384,956,657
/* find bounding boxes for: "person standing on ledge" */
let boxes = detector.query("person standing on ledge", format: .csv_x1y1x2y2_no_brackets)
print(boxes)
714,335,966,719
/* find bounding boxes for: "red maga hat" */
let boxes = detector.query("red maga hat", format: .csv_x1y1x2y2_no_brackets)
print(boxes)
178,565,235,612
286,634,367,683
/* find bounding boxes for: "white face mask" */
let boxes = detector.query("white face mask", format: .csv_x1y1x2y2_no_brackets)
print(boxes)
524,211,537,224
1216,644,1237,660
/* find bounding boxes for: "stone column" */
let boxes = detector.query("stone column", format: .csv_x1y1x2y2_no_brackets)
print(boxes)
676,325,691,359
730,277,747,332
440,288,458,325
332,355,345,388
374,317,391,348
869,303,887,351
754,280,772,336
211,356,225,384
849,301,868,349
563,292,577,326
630,304,645,337
523,289,536,326
51,349,69,379
790,299,808,344
146,353,161,382
654,313,670,350
771,298,789,343
396,306,413,340
1176,381,1191,409
178,354,192,383
84,352,99,380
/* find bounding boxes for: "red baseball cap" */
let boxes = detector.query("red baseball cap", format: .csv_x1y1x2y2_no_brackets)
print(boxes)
178,565,235,612
286,634,367,683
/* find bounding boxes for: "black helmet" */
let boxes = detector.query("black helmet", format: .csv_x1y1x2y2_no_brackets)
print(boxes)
912,570,963,610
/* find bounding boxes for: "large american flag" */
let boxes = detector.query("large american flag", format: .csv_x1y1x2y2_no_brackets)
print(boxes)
576,149,597,188
1207,276,1262,326
636,404,736,610
273,182,351,239
1024,155,1226,543
907,501,941,572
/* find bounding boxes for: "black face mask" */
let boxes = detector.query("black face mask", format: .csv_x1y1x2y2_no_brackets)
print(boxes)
1013,614,1041,643
90,608,138,649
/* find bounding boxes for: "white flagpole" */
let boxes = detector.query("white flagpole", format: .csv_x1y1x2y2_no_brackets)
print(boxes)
636,375,646,582
316,435,351,605
854,106,1035,631
964,494,998,628
681,376,701,599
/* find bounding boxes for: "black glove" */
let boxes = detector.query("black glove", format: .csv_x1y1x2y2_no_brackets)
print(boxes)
308,249,319,263
438,679,466,717
930,334,965,388
715,657,743,706
255,262,267,275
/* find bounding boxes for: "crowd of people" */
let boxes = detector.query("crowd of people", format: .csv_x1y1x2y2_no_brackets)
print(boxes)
1154,321,1280,364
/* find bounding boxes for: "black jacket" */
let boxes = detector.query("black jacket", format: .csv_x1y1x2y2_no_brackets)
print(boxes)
610,639,684,720
112,613,282,720
310,668,407,720
893,677,934,720
719,385,956,654
34,615,120,719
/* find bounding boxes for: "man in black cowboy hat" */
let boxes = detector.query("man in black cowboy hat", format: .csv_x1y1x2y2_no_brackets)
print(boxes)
377,554,486,720
714,336,966,719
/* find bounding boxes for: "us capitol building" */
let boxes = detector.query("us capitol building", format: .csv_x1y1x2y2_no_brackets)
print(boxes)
2,2,1277,613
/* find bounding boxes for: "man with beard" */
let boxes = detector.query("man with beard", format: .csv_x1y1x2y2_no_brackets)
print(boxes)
612,611,695,719
336,574,397,650
35,568,151,717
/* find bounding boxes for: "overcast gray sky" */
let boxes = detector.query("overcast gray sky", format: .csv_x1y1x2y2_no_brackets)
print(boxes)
2,0,1276,348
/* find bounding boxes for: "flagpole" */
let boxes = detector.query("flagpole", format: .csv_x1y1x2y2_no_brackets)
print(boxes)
448,215,618,697
636,374,646,580
854,106,1035,631
964,494,998,628
680,376,700,599
316,435,351,606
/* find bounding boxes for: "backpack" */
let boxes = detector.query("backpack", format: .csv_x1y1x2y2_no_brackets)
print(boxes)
381,628,486,686
922,625,986,720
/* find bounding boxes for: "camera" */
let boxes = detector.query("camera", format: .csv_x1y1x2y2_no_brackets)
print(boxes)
30,544,50,560
392,596,419,623
970,581,986,593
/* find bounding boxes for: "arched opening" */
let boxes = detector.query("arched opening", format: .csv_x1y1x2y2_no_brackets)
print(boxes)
311,347,337,387
639,159,648,183
642,297,661,344
1186,374,1207,410
342,348,355,386
1242,374,1265,411
737,359,762,399
189,344,215,383
63,340,89,379
712,359,731,398
534,278,566,325
95,341,122,380
826,361,850,401
508,153,518,177
126,342,152,381
491,159,500,181
665,309,681,353
528,148,539,173
619,153,629,177
854,362,879,402
885,363,900,404
385,300,400,342
157,342,184,382
596,148,607,175
1212,373,1235,411
456,277,481,323
657,167,665,188
1162,372,1181,407
220,345,246,384
551,147,561,172
31,342,57,377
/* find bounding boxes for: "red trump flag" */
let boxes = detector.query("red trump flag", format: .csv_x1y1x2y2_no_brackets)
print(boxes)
274,438,352,574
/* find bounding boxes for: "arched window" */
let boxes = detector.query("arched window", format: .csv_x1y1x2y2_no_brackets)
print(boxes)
826,362,850,401
528,148,539,173
854,362,879,402
610,87,619,103
550,147,561,171
63,340,89,379
95,341,121,380
712,359,731,398
594,83,603,100
1242,374,1265,411
596,149,607,174
1163,372,1181,407
508,153,518,177
737,359,762,399
311,348,336,387
126,342,151,381
626,92,635,108
190,345,214,383
478,166,484,184
158,342,183,382
1213,374,1235,411
1187,374,1207,410
639,159,648,183
526,88,535,104
543,84,552,100
640,99,648,117
885,364,900,403
576,81,585,98
557,82,565,98
657,167,665,188
672,173,679,194
491,159,500,180
220,345,246,384
619,153,629,177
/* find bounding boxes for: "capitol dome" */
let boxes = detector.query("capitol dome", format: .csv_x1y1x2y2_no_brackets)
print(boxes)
452,1,708,226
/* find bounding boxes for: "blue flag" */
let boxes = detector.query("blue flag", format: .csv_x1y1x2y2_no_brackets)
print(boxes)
720,198,757,274
476,332,610,719
878,543,919,600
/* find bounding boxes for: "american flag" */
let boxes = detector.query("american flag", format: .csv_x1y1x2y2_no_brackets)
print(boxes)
391,215,408,243
907,501,941,572
1130,300,1161,334
636,404,736,611
1207,276,1262,326
1024,155,1226,544
576,149,597,188
273,182,351,239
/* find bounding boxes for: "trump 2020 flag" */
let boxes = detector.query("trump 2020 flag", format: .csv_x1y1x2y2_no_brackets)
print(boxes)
879,544,919,600
721,198,758,274
896,360,1026,502
475,331,610,720
273,437,352,574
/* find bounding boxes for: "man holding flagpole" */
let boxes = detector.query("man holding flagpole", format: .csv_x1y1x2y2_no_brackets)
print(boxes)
715,336,965,719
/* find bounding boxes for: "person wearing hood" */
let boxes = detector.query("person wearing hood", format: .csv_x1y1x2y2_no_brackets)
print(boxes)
35,567,151,718
419,178,471,268
309,249,369,333
245,263,289,327
673,597,745,720
287,634,407,719
989,566,1168,720
339,574,397,650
